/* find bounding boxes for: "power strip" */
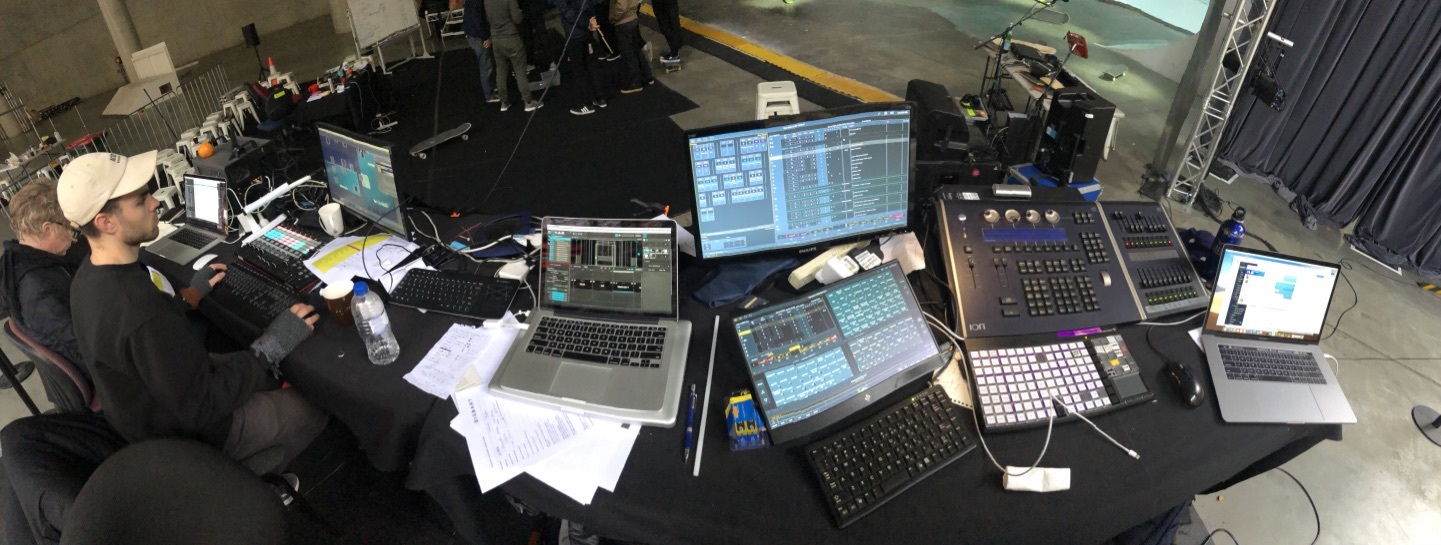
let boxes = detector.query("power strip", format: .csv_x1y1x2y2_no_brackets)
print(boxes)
786,242,863,289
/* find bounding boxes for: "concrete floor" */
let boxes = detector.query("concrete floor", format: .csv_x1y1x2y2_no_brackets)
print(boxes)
0,3,1439,544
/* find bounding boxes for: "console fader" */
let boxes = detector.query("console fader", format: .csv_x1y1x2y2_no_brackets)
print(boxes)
936,186,1143,338
1096,201,1209,319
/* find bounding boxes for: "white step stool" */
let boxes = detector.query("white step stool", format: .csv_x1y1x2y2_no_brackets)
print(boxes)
756,81,800,120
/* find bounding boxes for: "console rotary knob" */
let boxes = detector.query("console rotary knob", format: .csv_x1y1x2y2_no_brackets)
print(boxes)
1044,210,1061,224
1004,209,1021,223
983,209,1000,223
1025,210,1041,224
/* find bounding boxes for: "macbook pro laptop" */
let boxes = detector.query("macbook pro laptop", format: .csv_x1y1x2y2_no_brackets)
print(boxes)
145,174,229,265
489,217,693,426
1201,246,1355,424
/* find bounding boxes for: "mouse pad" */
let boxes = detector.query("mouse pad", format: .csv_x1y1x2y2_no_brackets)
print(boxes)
550,363,612,400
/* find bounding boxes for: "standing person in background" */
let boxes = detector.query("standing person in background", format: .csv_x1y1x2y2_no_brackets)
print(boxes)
463,0,500,103
604,0,652,94
652,0,683,62
559,0,609,115
518,0,552,71
486,0,545,111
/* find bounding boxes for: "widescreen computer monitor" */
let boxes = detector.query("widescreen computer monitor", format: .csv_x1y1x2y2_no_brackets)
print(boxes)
317,123,406,236
685,103,914,261
730,261,946,444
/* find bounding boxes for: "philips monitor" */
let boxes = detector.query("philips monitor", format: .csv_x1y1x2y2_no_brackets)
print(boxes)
730,261,946,444
317,123,407,237
685,103,914,261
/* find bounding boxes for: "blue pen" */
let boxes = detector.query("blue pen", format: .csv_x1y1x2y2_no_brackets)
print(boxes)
683,384,698,462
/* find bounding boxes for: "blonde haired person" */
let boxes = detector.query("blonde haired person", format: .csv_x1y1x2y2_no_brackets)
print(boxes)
0,179,87,379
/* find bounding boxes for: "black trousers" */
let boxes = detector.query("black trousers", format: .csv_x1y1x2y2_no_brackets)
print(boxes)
0,414,126,544
652,0,683,56
614,20,653,88
561,37,606,104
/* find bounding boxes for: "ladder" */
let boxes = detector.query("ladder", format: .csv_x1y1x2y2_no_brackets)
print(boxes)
1165,0,1278,204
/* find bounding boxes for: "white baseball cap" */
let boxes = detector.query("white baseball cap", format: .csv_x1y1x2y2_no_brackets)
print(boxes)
57,150,158,227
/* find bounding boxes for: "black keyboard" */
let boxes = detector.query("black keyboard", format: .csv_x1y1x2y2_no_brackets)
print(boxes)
805,385,975,528
526,316,667,368
170,228,219,249
965,333,1153,432
1219,345,1325,384
388,269,519,320
211,260,306,328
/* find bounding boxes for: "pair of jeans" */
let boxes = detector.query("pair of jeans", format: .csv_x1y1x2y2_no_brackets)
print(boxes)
467,36,497,100
614,20,652,89
492,35,534,105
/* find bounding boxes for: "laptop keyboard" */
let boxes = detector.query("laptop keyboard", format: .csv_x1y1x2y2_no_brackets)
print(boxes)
526,317,667,368
1218,345,1326,384
170,228,219,249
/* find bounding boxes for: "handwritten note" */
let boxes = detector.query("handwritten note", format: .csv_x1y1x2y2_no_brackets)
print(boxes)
402,325,492,398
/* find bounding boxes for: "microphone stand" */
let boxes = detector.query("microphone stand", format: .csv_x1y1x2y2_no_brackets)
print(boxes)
975,0,1058,101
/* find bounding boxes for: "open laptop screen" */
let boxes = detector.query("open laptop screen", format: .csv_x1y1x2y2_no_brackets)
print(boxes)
540,218,677,318
183,174,227,232
1205,247,1340,343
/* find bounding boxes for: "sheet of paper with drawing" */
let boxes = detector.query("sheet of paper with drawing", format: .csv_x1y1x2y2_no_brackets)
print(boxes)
304,233,427,292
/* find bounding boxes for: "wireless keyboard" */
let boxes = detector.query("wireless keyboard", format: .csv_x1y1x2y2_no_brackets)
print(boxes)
805,385,975,528
388,269,519,320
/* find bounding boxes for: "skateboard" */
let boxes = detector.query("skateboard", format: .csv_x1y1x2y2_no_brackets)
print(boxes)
409,122,470,159
661,56,682,73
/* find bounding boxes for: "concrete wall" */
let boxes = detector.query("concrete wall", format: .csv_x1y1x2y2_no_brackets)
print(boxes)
0,0,333,109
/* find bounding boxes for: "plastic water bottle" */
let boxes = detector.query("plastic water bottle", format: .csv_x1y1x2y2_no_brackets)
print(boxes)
351,281,399,365
1210,207,1247,257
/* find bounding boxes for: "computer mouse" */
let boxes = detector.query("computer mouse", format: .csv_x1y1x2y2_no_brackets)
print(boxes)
1164,361,1204,407
193,254,219,271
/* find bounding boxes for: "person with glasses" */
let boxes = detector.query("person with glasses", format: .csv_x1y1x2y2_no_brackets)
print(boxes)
0,179,89,380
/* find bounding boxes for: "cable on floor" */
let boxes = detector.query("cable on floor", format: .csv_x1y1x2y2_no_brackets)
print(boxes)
1319,261,1356,341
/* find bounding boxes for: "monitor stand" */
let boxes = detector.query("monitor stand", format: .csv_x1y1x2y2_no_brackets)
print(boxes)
692,255,801,308
1414,405,1441,447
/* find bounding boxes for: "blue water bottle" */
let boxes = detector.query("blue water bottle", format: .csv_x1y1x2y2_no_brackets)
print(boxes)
1210,207,1247,258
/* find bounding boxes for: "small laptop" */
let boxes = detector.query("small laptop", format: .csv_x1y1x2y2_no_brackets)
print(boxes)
489,217,693,426
146,174,229,265
1201,246,1356,424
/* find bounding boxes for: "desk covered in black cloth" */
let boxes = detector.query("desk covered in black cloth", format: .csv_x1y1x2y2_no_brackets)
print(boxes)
145,233,1339,545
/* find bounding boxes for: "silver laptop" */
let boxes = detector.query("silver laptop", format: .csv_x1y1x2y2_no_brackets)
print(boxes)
145,174,229,265
1201,246,1355,424
489,217,693,426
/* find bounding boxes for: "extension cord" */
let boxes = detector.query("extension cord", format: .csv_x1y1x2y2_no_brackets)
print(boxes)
787,242,863,289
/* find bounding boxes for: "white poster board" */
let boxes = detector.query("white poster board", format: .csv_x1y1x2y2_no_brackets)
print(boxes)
348,0,421,50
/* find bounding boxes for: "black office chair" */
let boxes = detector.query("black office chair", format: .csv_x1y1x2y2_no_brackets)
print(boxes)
4,319,98,414
59,439,286,545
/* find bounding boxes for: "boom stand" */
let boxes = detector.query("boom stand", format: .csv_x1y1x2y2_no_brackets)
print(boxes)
1414,406,1441,447
974,0,1058,102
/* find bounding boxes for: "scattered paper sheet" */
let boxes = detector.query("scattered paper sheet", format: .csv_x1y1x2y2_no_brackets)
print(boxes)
524,423,639,504
934,351,974,409
1188,327,1203,349
304,233,426,292
403,325,493,399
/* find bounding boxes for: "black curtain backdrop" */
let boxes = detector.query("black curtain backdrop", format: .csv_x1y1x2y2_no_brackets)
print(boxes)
1217,0,1441,276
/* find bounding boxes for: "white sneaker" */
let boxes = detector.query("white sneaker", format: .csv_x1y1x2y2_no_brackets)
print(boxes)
500,102,512,112
524,101,544,112
570,105,596,116
273,473,300,507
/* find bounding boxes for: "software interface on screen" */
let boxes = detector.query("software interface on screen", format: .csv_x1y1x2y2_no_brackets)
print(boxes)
184,176,225,229
1207,250,1339,341
733,263,939,430
320,128,404,234
543,224,675,316
688,110,911,258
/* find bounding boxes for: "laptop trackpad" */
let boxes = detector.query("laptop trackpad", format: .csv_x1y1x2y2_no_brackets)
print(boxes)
550,363,611,400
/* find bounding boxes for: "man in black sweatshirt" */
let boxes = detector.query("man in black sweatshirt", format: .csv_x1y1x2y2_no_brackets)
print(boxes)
57,151,327,475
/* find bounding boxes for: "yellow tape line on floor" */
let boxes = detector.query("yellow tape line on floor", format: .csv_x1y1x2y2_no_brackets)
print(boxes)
641,4,902,103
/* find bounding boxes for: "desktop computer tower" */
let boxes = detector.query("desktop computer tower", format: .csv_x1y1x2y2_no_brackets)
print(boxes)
1038,87,1114,185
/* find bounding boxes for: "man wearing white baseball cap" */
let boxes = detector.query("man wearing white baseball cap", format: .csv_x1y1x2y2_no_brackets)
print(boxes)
59,151,328,475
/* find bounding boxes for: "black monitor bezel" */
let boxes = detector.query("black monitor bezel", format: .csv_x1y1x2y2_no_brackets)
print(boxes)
684,102,917,263
316,122,409,238
728,261,948,445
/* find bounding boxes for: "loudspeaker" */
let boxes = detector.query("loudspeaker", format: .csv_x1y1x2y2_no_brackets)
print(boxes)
906,79,976,162
242,24,260,48
1037,87,1114,185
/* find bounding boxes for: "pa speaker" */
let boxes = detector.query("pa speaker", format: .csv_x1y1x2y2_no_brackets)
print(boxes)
242,24,260,48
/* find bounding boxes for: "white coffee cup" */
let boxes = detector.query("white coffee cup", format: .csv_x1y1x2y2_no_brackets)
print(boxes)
318,202,344,237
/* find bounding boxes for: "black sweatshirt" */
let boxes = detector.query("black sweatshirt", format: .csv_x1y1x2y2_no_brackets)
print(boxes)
70,259,272,446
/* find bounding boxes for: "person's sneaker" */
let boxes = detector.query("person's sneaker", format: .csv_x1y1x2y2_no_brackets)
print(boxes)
570,105,597,116
500,102,512,112
524,101,544,112
526,64,536,72
272,473,300,507
593,99,608,109
485,95,500,103
644,78,656,86
620,86,643,94
603,53,621,62
662,54,680,62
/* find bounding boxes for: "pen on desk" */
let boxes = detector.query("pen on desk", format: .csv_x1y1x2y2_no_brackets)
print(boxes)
683,384,697,462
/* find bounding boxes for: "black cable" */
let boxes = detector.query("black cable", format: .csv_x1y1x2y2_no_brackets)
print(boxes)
1275,468,1320,545
1202,528,1241,545
1319,261,1356,341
